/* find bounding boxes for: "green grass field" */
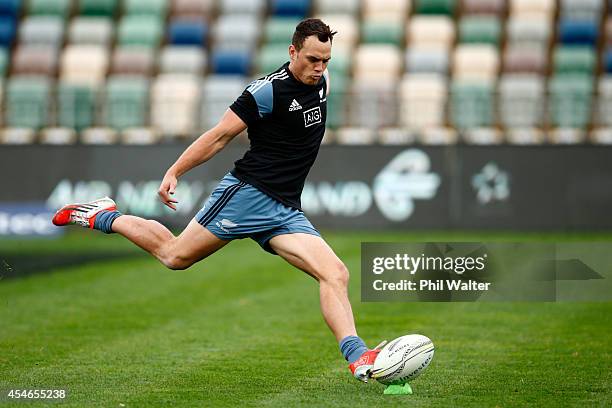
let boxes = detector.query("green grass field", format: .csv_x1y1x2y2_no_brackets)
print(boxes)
1,231,611,407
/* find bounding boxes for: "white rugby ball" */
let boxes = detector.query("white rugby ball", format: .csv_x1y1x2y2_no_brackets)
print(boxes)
370,334,435,385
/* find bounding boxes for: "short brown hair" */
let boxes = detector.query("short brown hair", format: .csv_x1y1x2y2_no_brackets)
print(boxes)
292,18,337,51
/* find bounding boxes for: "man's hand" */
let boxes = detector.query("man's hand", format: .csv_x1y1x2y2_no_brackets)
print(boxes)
158,172,179,211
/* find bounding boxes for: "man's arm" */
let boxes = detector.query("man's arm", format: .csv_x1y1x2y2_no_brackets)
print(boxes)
158,109,247,210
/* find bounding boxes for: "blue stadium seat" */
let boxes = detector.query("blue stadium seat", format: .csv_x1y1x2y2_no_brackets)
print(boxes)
211,49,251,75
558,19,598,45
0,0,21,18
168,20,207,47
0,16,16,46
271,0,310,18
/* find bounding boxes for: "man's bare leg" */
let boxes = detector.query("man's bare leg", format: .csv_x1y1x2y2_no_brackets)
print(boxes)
269,233,381,381
112,216,229,270
268,233,357,341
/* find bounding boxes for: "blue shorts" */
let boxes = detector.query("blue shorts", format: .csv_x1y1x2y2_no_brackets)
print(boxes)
195,173,321,254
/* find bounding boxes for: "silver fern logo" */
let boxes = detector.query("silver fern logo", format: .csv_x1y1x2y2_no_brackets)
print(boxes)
373,150,441,221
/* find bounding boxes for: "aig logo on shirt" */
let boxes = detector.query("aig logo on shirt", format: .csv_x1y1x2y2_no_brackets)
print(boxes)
303,106,322,128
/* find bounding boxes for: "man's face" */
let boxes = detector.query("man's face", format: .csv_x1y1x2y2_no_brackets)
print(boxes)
289,35,332,85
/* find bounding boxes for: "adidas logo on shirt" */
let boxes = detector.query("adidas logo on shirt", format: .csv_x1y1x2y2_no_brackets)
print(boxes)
288,99,302,111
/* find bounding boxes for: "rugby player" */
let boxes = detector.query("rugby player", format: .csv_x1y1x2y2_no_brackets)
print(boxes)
52,18,385,382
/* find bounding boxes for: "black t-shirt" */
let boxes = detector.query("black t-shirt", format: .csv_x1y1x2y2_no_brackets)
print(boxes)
229,62,327,210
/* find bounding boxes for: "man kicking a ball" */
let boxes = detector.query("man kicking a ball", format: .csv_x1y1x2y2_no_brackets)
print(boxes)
52,19,384,382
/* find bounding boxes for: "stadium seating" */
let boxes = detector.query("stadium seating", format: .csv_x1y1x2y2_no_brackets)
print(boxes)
0,47,7,76
5,76,52,129
0,0,19,53
463,0,505,15
104,76,149,130
151,74,201,137
19,16,64,47
506,127,545,145
78,0,118,17
118,16,163,48
0,0,20,17
265,17,302,45
459,16,501,46
256,44,289,74
549,74,594,128
314,0,360,15
312,15,356,54
170,0,212,20
363,0,410,24
0,0,610,143
12,44,57,76
408,16,455,49
221,0,266,16
40,127,77,144
61,45,109,86
124,0,168,18
379,127,416,145
499,74,545,127
453,45,499,81
361,20,403,45
271,0,310,18
604,48,612,73
503,46,548,74
201,75,247,129
450,81,494,129
1,127,37,144
558,20,598,46
348,80,397,129
596,76,612,126
29,0,71,19
560,0,602,21
0,16,16,47
507,21,550,54
68,17,114,46
400,74,447,129
58,83,97,131
168,19,207,47
335,127,377,145
81,126,119,144
353,44,402,82
120,127,160,145
326,75,348,128
211,49,252,75
548,127,586,144
0,79,3,126
327,49,350,76
159,46,206,75
590,127,612,144
405,48,449,74
463,127,503,145
510,0,555,18
214,14,260,51
419,127,458,145
110,46,155,76
415,0,456,15
554,46,596,75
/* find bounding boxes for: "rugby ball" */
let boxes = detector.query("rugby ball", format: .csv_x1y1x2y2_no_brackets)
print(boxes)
370,334,435,385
